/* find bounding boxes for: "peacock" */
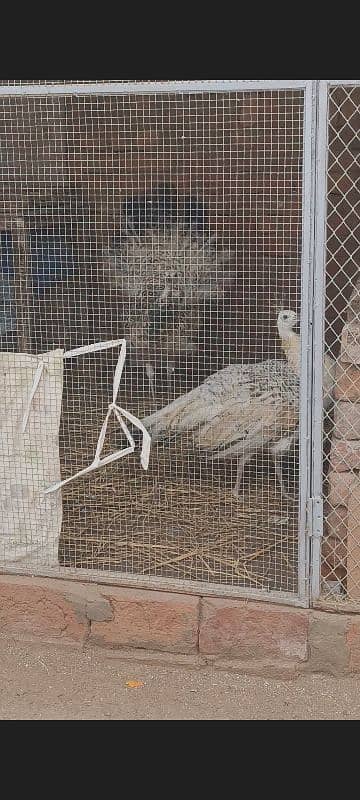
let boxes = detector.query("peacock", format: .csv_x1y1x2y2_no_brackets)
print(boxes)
277,308,335,412
102,187,234,400
142,308,337,499
123,302,199,401
142,310,305,499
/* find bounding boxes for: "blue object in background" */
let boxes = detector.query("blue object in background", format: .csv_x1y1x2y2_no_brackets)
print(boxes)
0,229,76,334
0,231,16,335
28,229,76,295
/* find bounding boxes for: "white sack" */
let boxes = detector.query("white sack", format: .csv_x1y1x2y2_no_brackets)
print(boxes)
0,349,63,566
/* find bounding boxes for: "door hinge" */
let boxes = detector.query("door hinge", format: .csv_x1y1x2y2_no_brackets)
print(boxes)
307,496,323,539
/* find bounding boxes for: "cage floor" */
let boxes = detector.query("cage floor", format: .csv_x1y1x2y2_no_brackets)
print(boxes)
58,384,299,593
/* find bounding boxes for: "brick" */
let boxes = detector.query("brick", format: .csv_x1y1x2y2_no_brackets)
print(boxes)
348,295,360,322
327,471,354,506
347,620,360,672
307,612,350,675
334,364,360,401
329,439,360,471
90,588,199,654
322,534,347,571
329,173,358,200
0,576,88,644
199,599,308,662
341,323,360,365
347,478,360,601
334,401,360,439
323,495,347,579
321,562,346,582
324,505,348,541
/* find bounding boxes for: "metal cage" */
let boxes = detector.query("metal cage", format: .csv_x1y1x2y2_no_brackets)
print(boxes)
0,81,321,606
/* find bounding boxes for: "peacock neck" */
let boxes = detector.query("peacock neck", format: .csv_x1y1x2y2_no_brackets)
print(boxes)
280,332,301,376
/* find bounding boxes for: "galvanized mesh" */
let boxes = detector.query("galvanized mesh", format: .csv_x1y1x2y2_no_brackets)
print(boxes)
320,84,360,607
0,85,306,599
0,81,156,85
0,81,171,84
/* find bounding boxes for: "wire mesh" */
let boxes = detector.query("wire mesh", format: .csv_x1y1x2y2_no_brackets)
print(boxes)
0,81,297,86
0,81,154,85
0,85,306,598
319,83,360,608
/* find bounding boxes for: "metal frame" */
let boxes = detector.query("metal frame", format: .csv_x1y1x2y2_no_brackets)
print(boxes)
0,563,310,607
326,80,360,87
310,79,360,602
0,79,316,606
311,81,330,601
0,80,311,97
297,81,319,604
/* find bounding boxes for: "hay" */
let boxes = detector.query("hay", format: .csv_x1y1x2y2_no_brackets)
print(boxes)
58,391,299,591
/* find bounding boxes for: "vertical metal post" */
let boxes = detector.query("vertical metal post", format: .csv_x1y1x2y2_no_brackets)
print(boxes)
310,81,329,600
12,217,32,353
297,81,319,604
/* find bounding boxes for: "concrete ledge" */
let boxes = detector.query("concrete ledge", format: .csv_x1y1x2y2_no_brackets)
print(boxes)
0,574,359,675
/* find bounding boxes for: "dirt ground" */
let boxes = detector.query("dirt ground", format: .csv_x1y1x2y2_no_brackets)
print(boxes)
0,636,360,720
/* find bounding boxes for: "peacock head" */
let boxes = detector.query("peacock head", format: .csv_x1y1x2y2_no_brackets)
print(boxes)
277,309,298,337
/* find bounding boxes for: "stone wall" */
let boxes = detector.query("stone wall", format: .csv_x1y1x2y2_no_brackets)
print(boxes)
1,574,360,675
325,279,360,599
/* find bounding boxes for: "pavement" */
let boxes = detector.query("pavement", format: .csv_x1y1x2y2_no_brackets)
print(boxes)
0,636,359,720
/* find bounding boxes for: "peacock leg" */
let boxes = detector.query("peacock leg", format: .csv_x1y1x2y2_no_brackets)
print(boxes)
232,456,247,499
272,453,296,502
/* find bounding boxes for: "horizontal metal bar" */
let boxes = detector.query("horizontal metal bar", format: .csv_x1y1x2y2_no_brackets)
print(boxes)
0,564,308,607
0,80,310,98
326,79,360,87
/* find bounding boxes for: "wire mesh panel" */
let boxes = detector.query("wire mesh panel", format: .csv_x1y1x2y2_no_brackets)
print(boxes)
0,81,312,603
313,81,360,608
